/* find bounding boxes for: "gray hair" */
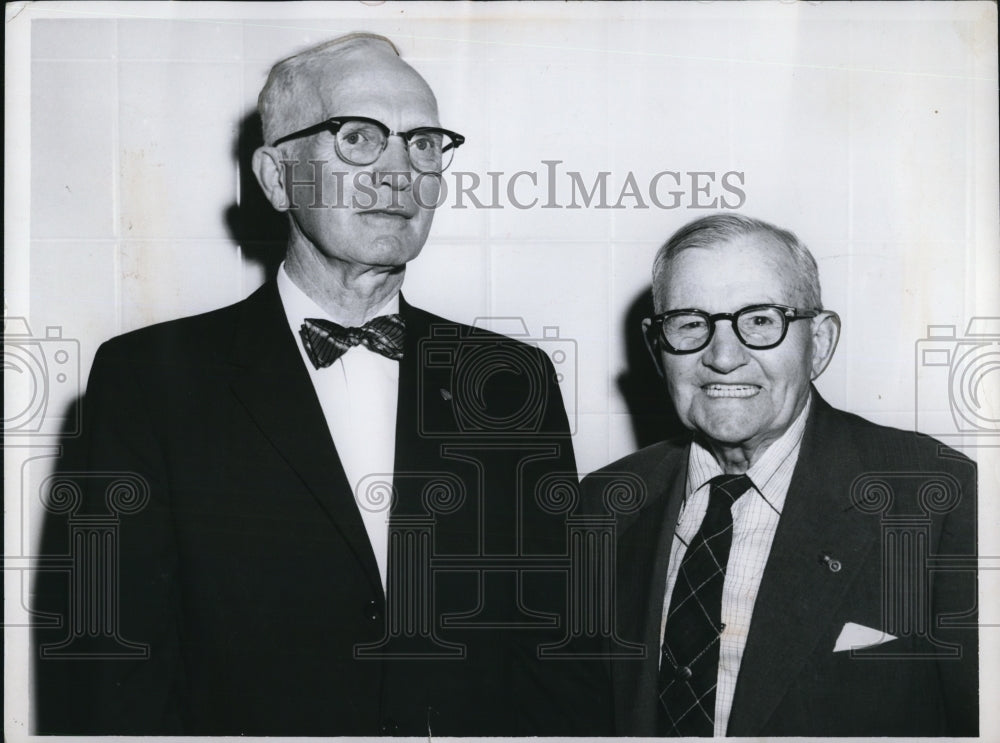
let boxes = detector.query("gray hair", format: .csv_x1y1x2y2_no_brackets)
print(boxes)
651,213,823,310
258,33,401,146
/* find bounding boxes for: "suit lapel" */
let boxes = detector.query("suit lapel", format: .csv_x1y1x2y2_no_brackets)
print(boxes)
227,282,382,594
392,298,455,492
727,394,881,735
612,446,688,735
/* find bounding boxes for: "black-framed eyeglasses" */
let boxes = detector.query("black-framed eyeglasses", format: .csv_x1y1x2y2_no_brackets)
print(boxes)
644,304,821,355
271,116,466,174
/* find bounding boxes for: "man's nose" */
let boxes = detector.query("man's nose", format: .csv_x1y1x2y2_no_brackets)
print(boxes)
700,319,749,373
374,136,413,189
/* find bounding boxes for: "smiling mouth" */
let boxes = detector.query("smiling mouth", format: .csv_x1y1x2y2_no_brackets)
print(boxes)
703,384,760,398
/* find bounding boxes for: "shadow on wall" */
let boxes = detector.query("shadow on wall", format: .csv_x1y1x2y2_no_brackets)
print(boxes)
225,109,288,281
617,286,687,449
32,394,88,734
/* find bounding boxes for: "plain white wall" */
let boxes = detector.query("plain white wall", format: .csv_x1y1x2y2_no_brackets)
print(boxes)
6,2,999,733
22,6,999,471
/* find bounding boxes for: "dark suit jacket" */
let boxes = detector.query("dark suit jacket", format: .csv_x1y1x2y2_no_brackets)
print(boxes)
583,391,978,736
34,281,600,736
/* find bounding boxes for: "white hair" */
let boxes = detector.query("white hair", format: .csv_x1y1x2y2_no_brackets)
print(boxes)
651,213,823,310
258,33,401,146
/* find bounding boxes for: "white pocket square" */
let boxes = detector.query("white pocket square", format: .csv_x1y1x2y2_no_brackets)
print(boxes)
833,622,897,652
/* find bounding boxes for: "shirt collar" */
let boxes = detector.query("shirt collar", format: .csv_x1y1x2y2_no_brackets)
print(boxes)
276,261,400,328
686,393,812,505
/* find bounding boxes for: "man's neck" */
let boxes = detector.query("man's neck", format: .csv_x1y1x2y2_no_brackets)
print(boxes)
706,442,755,475
700,395,813,476
284,244,405,326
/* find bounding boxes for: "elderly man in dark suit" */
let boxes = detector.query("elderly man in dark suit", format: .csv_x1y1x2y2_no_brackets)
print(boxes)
34,32,595,736
584,213,977,736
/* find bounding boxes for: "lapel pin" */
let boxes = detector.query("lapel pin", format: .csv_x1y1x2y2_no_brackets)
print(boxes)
819,553,842,573
440,388,452,401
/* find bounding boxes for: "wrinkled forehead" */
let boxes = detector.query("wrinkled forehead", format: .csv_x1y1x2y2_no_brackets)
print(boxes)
297,48,439,130
653,235,802,307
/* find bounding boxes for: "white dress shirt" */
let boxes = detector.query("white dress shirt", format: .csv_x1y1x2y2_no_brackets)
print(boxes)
277,263,399,593
660,396,812,736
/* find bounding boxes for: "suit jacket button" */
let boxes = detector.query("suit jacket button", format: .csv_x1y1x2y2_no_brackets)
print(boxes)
675,665,693,681
365,600,381,621
379,718,399,734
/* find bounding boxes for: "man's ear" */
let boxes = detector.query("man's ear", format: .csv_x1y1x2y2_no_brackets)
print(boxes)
640,317,666,379
251,146,290,212
810,311,841,379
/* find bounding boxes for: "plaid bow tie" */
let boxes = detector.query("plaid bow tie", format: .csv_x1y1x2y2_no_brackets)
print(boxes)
300,315,405,368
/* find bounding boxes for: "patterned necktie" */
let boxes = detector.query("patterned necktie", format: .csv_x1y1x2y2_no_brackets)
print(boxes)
658,473,754,737
299,315,405,368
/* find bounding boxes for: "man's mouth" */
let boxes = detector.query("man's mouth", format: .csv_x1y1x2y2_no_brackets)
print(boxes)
702,383,760,399
360,209,413,220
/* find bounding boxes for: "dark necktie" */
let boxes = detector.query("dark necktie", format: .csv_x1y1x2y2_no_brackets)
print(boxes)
658,473,754,737
300,315,405,368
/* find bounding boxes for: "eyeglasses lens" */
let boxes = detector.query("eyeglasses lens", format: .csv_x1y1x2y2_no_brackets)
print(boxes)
336,122,455,172
735,307,785,346
663,314,711,352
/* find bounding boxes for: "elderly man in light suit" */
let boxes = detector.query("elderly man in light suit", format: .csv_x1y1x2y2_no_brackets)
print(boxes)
584,213,977,736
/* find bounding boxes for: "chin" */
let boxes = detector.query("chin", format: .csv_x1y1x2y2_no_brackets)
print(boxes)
367,236,424,264
694,413,763,446
704,429,756,447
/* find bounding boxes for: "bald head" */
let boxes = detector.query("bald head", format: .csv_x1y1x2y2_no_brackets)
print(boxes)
258,33,438,146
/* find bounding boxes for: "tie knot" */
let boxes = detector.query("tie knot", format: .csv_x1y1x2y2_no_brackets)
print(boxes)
707,473,754,509
300,315,405,368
